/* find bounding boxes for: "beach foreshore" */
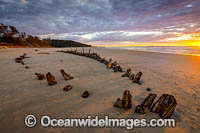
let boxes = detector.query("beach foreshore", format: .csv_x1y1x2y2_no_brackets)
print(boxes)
0,47,199,133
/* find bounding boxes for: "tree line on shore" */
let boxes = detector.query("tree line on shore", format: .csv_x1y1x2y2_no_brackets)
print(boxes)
51,40,91,47
0,23,91,47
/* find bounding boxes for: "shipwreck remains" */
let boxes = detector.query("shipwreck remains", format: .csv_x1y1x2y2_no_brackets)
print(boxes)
35,73,45,80
63,85,72,91
122,68,131,77
60,69,74,81
15,53,29,65
151,94,177,118
46,72,57,85
113,98,123,108
122,90,132,109
134,93,157,114
133,71,142,84
114,90,132,109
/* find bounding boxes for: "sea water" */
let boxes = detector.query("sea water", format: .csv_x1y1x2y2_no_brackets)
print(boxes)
106,46,200,56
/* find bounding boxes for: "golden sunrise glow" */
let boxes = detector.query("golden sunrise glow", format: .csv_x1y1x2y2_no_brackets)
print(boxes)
163,33,200,41
92,33,200,47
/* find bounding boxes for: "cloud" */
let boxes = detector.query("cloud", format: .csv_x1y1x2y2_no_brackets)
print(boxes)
162,33,200,41
39,30,163,42
0,0,200,46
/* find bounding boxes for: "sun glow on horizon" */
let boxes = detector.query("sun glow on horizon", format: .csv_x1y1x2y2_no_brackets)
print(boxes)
92,33,200,47
40,31,200,47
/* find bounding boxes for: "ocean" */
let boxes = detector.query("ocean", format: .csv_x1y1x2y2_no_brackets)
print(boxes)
106,46,200,56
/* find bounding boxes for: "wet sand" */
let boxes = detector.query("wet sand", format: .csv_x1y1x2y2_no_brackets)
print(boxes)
0,47,199,133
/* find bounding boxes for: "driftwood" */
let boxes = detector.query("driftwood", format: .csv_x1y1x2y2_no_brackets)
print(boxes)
57,50,125,74
15,57,21,63
107,58,112,69
122,68,131,77
15,53,29,65
21,60,25,65
113,66,118,72
15,56,24,64
122,90,132,109
111,61,117,68
100,58,106,63
104,60,109,65
133,71,142,84
134,93,157,114
151,94,177,118
35,73,45,80
134,105,147,114
141,93,157,108
112,62,121,73
113,90,132,109
60,69,74,81
117,66,124,72
129,74,135,80
113,98,123,108
63,85,72,91
46,72,57,85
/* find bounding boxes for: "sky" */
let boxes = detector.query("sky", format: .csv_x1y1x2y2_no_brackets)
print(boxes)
0,0,200,47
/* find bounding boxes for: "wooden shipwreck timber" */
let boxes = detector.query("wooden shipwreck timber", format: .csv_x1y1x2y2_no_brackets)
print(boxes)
15,53,30,66
57,49,125,73
57,49,177,118
134,93,177,118
57,49,143,84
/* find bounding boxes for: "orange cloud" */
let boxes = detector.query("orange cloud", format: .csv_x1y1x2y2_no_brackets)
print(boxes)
91,33,200,47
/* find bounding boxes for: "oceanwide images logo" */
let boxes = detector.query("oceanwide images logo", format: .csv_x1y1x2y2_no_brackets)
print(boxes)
24,114,176,129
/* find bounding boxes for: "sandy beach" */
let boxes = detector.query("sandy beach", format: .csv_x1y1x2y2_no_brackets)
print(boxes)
0,47,199,133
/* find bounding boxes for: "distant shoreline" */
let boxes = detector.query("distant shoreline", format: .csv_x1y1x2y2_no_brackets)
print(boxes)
105,46,200,57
